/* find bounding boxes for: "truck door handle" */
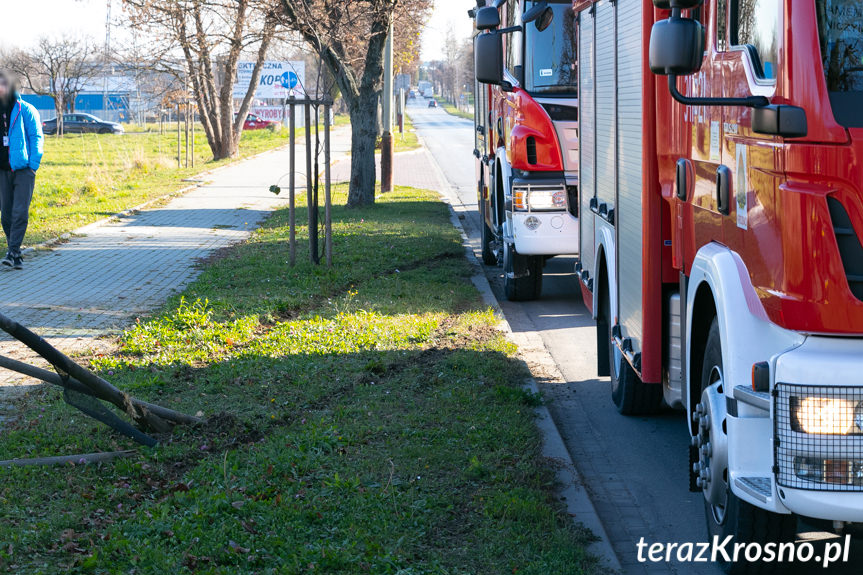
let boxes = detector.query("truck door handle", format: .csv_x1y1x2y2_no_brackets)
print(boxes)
676,159,689,201
716,166,731,216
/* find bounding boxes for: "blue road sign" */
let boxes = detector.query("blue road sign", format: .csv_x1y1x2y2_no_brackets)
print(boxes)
281,71,300,90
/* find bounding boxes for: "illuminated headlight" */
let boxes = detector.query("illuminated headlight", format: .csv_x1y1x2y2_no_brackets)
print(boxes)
529,189,567,210
795,457,863,486
511,185,567,211
791,396,863,435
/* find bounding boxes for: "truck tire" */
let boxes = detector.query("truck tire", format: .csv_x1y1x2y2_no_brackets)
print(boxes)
700,319,797,574
605,293,662,415
480,197,498,266
503,241,542,301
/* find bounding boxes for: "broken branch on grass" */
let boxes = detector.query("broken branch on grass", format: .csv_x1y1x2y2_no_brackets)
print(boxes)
0,450,136,467
0,311,201,444
0,355,201,427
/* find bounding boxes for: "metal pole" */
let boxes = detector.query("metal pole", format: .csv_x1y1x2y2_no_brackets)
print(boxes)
381,20,394,193
184,101,190,168
398,88,405,134
289,98,296,267
176,104,181,168
190,104,195,168
305,100,318,264
313,105,320,261
324,103,332,267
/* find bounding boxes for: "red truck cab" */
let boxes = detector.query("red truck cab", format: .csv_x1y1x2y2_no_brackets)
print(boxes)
472,0,580,301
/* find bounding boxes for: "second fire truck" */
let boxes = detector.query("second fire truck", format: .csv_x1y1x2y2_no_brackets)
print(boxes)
472,0,580,301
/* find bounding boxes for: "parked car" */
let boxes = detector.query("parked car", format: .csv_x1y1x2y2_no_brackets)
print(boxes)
238,113,277,131
428,100,437,108
408,90,417,100
42,113,124,135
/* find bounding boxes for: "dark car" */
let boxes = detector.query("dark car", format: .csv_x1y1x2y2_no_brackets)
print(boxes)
428,100,437,108
42,113,124,135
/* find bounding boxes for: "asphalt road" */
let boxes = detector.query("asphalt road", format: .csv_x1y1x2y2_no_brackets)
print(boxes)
407,98,861,575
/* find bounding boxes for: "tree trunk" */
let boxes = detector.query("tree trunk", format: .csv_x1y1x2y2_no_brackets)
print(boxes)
212,134,237,161
54,98,64,136
346,92,379,208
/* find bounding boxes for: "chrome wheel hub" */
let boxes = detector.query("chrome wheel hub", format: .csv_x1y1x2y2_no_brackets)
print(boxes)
693,372,729,524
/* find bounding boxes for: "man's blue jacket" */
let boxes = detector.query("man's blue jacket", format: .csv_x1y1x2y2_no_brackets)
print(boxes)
7,95,43,172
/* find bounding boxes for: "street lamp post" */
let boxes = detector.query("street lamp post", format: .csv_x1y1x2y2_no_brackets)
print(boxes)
380,20,394,193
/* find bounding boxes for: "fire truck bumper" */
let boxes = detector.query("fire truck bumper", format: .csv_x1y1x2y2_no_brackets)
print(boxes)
778,490,863,522
510,211,579,256
770,336,863,521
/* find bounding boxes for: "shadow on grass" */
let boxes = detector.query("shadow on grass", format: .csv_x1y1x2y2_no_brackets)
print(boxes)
0,341,598,575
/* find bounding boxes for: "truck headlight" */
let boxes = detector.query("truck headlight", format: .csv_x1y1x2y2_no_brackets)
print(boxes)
791,396,862,435
529,189,567,211
511,185,567,212
795,457,863,486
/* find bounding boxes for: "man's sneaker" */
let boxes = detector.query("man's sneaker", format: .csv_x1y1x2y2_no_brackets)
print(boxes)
1,254,13,268
12,256,23,270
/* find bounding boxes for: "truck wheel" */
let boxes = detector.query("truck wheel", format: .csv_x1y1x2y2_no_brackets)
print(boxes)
503,241,542,301
479,199,498,266
605,293,661,415
699,319,796,574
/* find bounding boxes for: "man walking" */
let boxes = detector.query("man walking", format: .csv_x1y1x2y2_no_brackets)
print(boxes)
0,70,43,270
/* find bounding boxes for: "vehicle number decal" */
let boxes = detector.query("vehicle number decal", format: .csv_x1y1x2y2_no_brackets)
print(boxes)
710,121,721,162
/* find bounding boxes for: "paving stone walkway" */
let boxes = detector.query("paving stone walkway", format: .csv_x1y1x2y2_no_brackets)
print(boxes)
0,129,351,389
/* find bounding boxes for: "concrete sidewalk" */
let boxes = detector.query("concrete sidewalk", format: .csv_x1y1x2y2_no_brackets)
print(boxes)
0,128,351,389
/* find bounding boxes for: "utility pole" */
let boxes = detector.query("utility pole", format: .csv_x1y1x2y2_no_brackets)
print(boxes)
103,0,112,119
380,19,394,194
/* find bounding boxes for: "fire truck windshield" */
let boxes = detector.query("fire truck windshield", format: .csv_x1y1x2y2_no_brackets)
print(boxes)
817,0,863,126
523,1,577,95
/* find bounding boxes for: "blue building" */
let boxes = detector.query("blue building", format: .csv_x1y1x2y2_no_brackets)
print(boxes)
22,93,131,123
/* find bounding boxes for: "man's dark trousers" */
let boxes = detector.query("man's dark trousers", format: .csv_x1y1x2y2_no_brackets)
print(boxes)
0,169,35,257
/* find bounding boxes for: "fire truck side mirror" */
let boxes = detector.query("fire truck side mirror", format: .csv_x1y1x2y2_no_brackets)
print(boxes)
523,1,554,33
475,6,501,31
648,16,705,76
475,32,509,90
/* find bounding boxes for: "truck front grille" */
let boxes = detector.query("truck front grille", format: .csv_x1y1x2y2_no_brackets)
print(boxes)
775,383,863,491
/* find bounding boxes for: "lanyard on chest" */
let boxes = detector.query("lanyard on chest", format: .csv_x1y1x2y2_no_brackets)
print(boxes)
3,103,20,134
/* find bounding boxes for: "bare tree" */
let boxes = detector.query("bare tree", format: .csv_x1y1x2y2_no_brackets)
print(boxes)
123,0,280,160
6,35,98,136
277,0,431,208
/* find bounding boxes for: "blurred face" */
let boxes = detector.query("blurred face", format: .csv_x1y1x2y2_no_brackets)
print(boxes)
0,76,8,102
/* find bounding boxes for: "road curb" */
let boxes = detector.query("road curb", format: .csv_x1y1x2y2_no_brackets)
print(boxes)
414,129,622,573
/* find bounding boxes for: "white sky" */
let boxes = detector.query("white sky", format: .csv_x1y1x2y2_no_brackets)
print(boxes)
2,0,107,48
2,0,475,61
420,1,476,61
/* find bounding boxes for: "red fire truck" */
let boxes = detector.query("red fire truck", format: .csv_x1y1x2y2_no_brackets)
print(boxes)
476,0,863,568
471,0,580,301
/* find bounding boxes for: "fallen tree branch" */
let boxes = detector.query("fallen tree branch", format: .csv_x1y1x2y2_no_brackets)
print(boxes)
0,311,201,434
0,354,201,427
0,450,136,467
